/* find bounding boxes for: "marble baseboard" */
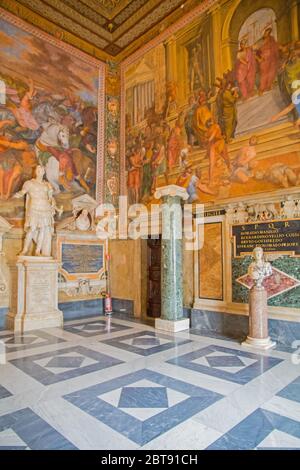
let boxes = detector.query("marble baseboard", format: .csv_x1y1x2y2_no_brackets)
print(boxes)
59,299,103,321
112,298,134,316
0,300,103,329
191,308,300,348
0,298,135,328
59,298,134,322
183,307,191,319
269,318,300,348
0,307,8,330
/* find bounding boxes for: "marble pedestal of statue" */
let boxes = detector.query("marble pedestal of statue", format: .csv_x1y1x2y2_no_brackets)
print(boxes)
7,256,63,333
242,286,276,350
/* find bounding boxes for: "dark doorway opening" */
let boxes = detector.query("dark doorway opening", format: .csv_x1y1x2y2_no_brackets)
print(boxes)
146,237,161,318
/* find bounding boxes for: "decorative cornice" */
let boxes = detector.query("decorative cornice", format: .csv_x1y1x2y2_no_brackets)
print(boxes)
0,0,211,60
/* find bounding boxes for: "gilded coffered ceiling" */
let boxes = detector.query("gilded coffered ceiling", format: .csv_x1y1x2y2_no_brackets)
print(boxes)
0,0,202,61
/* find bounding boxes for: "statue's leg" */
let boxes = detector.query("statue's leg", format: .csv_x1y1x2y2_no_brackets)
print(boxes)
20,229,34,255
41,227,52,257
35,227,45,256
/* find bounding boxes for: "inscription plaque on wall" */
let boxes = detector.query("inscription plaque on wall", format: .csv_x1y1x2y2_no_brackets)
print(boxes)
62,243,104,274
232,219,300,257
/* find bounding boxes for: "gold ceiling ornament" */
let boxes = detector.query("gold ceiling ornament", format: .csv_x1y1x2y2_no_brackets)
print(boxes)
0,0,206,60
54,29,64,41
99,0,123,10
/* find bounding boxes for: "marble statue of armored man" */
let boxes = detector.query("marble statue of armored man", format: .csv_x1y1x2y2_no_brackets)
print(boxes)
248,246,272,287
14,165,62,257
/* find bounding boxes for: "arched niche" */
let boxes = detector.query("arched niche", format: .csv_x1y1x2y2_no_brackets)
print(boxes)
222,0,292,71
238,8,277,45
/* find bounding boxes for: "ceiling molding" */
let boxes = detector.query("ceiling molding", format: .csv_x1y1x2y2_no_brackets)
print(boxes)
0,0,205,61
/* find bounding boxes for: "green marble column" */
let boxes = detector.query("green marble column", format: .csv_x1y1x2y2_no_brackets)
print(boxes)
154,185,189,332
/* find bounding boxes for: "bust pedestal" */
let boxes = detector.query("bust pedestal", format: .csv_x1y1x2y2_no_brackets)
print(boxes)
7,256,63,333
242,285,276,350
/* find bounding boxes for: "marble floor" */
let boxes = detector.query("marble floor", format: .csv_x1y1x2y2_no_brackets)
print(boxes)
0,315,300,450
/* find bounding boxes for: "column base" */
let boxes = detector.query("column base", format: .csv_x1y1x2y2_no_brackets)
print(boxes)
155,318,190,332
6,310,63,334
241,335,276,351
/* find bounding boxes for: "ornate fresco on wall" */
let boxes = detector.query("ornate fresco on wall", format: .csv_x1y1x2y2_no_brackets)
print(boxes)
104,62,120,206
123,0,300,206
0,14,105,224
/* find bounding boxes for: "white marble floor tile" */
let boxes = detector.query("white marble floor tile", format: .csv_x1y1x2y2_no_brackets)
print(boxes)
262,395,300,423
141,418,222,450
193,359,300,434
149,361,240,395
31,397,138,450
257,429,300,449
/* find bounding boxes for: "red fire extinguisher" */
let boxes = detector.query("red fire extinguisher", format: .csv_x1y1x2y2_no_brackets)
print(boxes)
104,253,112,315
105,294,112,314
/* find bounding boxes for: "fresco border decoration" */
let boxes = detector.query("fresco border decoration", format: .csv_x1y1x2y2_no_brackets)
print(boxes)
104,62,121,206
0,7,106,208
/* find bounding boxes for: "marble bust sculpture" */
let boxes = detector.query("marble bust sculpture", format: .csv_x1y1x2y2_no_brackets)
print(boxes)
14,165,62,257
248,246,272,288
75,209,91,231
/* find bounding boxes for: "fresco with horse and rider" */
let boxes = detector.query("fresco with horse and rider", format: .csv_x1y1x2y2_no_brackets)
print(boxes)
0,17,100,224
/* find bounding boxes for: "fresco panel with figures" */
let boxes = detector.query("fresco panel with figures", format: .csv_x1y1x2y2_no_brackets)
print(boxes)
124,0,300,206
0,17,102,225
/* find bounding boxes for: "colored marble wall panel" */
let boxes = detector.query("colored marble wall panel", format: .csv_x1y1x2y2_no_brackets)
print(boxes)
199,222,223,301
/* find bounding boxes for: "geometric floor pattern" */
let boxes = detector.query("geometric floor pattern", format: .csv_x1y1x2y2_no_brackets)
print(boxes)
64,368,223,445
167,344,283,384
207,409,300,450
0,408,76,450
101,330,192,356
63,319,132,338
0,315,299,449
10,345,124,385
0,330,66,353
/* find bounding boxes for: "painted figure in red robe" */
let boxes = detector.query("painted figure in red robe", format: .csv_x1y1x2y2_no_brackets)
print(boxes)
235,38,256,100
256,27,279,94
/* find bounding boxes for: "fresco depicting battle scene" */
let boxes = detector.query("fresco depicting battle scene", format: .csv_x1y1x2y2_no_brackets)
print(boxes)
124,1,300,205
0,18,100,223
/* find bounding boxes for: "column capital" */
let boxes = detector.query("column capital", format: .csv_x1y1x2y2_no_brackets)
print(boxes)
208,2,221,15
154,185,188,201
164,35,176,47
